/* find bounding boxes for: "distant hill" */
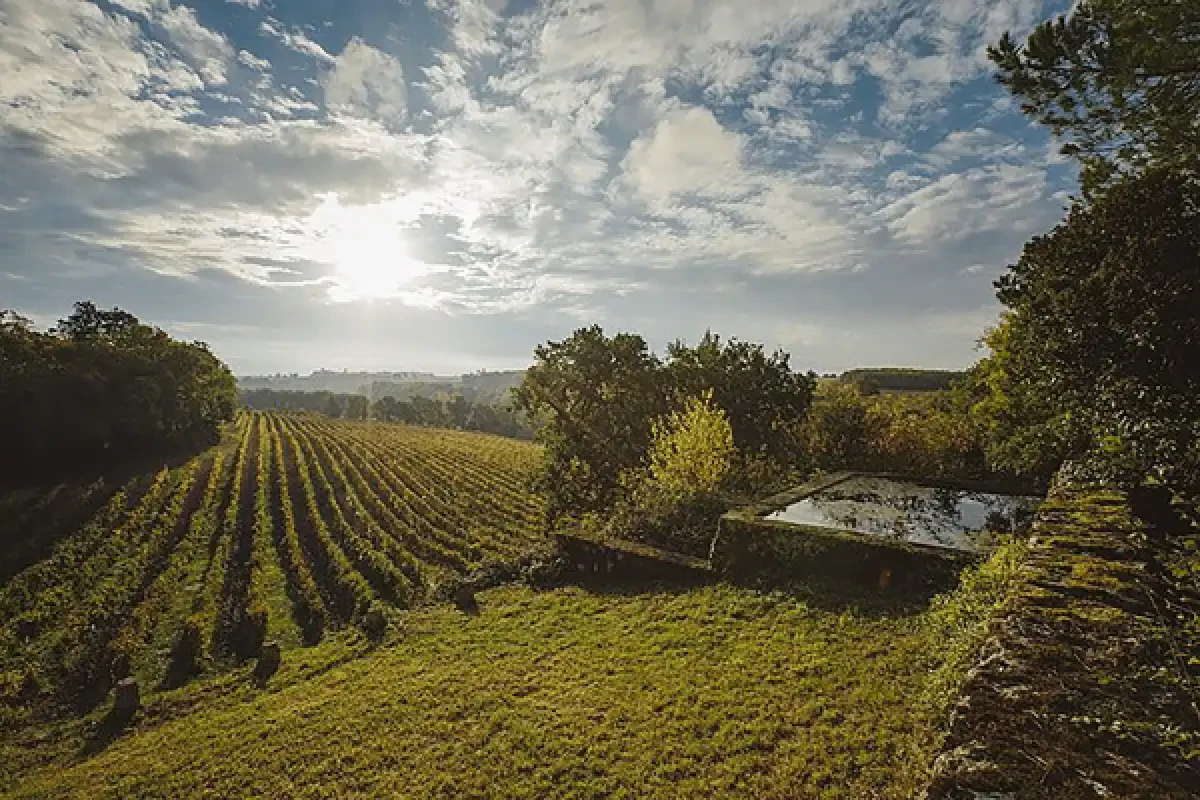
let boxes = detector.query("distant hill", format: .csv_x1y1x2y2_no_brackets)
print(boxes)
238,370,441,394
839,368,966,393
238,369,527,405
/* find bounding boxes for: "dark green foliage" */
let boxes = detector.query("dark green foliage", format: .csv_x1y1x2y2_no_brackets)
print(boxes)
513,326,816,520
513,326,668,518
359,604,388,640
989,0,1200,194
0,303,237,487
237,602,269,660
667,332,816,467
981,170,1200,493
585,490,728,559
839,368,964,394
803,384,993,481
344,395,368,421
166,617,205,685
955,318,1090,485
240,389,356,416
975,2,1200,490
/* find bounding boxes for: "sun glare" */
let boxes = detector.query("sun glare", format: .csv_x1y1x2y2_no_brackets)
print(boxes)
310,194,431,303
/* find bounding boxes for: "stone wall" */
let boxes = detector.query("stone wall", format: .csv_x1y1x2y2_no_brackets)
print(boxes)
924,480,1200,798
714,508,977,589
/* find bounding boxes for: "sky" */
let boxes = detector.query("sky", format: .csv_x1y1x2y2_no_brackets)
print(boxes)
0,0,1077,376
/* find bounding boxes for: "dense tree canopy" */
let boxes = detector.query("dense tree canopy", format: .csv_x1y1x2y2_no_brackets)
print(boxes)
839,369,964,395
974,2,1200,494
513,326,816,519
0,302,237,485
989,0,1200,193
513,327,668,517
666,332,815,464
981,170,1200,490
956,316,1090,485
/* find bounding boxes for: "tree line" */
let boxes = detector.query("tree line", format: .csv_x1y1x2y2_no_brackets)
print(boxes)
240,388,533,440
0,303,238,487
967,0,1199,494
511,329,817,550
839,369,965,394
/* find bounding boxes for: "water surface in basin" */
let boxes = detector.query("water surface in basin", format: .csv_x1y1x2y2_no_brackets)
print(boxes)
765,475,1040,552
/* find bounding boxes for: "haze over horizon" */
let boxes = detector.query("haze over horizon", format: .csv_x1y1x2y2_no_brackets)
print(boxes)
1,0,1075,376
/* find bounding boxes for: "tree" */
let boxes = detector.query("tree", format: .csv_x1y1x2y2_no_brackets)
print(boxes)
408,395,444,427
956,316,1091,484
986,169,1200,491
446,395,471,428
0,303,237,486
370,395,406,422
592,393,735,557
803,383,878,470
513,326,667,518
321,393,343,419
989,0,1200,194
344,395,369,421
666,332,816,465
57,301,141,341
515,326,820,520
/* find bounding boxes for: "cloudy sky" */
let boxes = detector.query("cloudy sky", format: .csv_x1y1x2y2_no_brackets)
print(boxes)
1,0,1075,376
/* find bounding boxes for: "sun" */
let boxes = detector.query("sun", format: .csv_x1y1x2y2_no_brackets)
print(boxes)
310,194,430,302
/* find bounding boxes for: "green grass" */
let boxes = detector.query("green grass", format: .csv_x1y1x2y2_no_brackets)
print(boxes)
2,576,993,799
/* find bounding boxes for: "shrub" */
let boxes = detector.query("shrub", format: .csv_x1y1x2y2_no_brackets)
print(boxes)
586,394,736,557
236,602,269,660
646,393,734,501
801,384,992,481
167,616,205,683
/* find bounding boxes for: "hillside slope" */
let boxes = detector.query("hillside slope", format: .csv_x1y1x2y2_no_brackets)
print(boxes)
0,413,546,715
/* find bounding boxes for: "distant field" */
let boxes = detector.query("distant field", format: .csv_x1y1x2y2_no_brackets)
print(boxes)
0,412,546,711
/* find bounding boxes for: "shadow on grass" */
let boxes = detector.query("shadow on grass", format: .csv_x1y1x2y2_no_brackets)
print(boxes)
555,562,958,618
79,708,136,760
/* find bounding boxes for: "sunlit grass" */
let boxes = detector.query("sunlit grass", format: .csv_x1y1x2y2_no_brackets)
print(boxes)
3,577,995,799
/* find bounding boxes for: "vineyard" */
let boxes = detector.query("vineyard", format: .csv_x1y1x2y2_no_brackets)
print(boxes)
0,412,546,710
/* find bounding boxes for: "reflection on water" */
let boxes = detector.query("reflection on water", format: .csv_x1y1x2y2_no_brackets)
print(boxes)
765,476,1040,552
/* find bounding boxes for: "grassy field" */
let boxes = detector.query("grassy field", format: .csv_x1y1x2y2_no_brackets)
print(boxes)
0,571,1011,799
1,412,1020,798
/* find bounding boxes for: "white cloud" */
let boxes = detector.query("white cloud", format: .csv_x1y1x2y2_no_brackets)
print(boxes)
156,3,234,85
622,107,745,207
829,58,855,85
104,0,235,86
879,163,1051,244
238,50,272,72
0,0,179,175
923,127,1025,170
2,0,1073,371
259,17,333,63
321,39,407,122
